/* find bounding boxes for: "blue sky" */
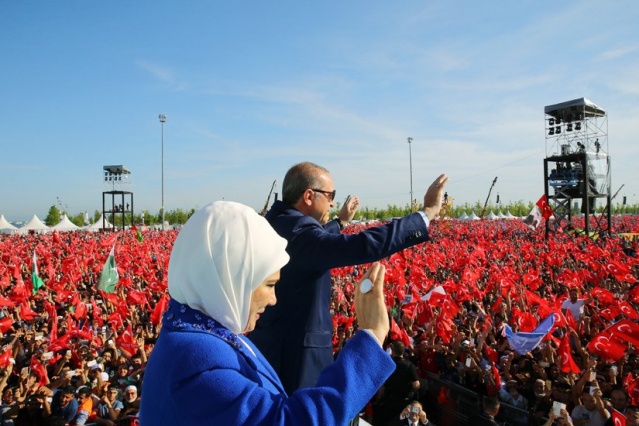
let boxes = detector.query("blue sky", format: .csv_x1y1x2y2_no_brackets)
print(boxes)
1,1,638,222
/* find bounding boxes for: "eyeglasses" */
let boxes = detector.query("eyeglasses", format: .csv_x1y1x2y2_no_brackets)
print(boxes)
311,188,336,202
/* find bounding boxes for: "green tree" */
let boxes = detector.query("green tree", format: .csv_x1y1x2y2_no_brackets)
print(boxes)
69,213,85,227
44,205,60,226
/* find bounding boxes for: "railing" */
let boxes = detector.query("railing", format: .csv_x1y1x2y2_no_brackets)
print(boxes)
424,373,548,426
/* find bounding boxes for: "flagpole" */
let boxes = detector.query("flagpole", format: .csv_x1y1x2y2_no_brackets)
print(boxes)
159,114,167,230
408,137,413,212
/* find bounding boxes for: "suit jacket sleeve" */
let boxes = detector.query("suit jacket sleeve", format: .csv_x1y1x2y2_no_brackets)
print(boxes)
284,213,429,272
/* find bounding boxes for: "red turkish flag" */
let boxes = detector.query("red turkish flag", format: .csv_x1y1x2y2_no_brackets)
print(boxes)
0,317,13,334
390,317,403,341
108,312,124,330
558,334,581,373
590,287,615,305
48,332,72,352
19,302,38,321
484,345,498,365
30,357,49,387
619,302,639,320
611,408,626,426
0,295,14,308
116,323,139,355
628,376,639,406
73,301,87,321
435,316,454,343
599,305,622,322
150,294,169,326
564,309,578,332
90,298,103,326
609,320,639,348
0,274,10,290
0,349,12,367
587,332,627,362
127,289,148,307
606,261,637,283
536,194,554,220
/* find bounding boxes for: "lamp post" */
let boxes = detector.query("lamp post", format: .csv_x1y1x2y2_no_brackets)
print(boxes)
407,137,413,212
159,114,167,230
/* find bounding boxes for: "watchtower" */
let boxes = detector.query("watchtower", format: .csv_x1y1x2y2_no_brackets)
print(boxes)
543,98,611,237
102,165,134,231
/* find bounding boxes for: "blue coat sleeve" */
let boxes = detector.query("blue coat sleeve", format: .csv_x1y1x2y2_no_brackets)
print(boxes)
141,330,394,426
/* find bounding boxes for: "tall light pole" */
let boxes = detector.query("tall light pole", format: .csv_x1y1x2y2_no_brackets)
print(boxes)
159,114,167,230
407,137,413,212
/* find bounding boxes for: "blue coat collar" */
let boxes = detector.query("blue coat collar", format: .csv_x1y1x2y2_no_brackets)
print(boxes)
163,299,287,394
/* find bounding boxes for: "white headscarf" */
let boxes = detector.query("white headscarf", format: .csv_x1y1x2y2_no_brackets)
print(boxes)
168,201,289,334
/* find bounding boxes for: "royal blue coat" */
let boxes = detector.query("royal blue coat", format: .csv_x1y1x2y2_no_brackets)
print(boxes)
248,200,429,393
140,300,394,425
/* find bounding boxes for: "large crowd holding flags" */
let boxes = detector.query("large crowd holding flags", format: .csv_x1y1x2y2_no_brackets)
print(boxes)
0,213,637,425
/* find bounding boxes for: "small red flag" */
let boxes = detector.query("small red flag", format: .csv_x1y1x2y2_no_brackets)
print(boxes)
611,408,626,426
150,294,169,326
536,194,554,220
587,332,627,362
558,334,581,373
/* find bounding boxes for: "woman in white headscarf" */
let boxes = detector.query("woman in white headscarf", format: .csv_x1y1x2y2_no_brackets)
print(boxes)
140,201,394,426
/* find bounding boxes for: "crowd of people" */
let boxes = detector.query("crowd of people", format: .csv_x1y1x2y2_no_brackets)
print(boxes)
0,211,637,425
332,215,639,425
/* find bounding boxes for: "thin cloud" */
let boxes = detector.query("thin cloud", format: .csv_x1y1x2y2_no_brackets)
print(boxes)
136,60,188,92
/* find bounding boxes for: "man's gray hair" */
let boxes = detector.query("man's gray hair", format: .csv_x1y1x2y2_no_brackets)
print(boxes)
282,162,330,205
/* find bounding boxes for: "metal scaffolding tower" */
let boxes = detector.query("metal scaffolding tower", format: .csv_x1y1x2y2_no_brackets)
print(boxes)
543,98,611,237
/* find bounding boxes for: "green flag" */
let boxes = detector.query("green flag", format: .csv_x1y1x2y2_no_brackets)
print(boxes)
31,252,45,295
132,224,143,243
98,245,119,293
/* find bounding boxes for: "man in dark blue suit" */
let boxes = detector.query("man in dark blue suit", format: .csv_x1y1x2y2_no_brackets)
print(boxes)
248,161,448,394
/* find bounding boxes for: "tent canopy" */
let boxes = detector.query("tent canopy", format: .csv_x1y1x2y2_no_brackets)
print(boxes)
85,214,113,231
19,215,50,233
0,215,17,231
52,214,81,231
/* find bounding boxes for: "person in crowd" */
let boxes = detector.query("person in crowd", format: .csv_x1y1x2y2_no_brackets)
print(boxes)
625,405,639,426
72,386,93,425
14,394,48,426
469,396,501,426
530,379,553,425
570,386,610,426
609,388,629,414
0,385,18,425
43,386,78,424
499,379,529,425
139,201,395,425
603,388,630,426
561,288,593,321
388,400,433,426
93,384,124,426
375,341,421,425
543,406,574,426
119,385,139,421
249,161,448,393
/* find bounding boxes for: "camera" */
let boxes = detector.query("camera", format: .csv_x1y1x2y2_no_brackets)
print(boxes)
410,406,420,414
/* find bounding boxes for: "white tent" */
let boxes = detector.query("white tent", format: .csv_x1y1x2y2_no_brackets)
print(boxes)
497,211,505,219
0,215,18,234
485,211,497,220
85,215,113,232
467,212,480,220
52,214,81,232
18,215,50,233
504,211,516,219
458,213,468,220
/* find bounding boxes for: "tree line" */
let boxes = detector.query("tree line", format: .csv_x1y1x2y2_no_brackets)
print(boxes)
44,200,639,227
